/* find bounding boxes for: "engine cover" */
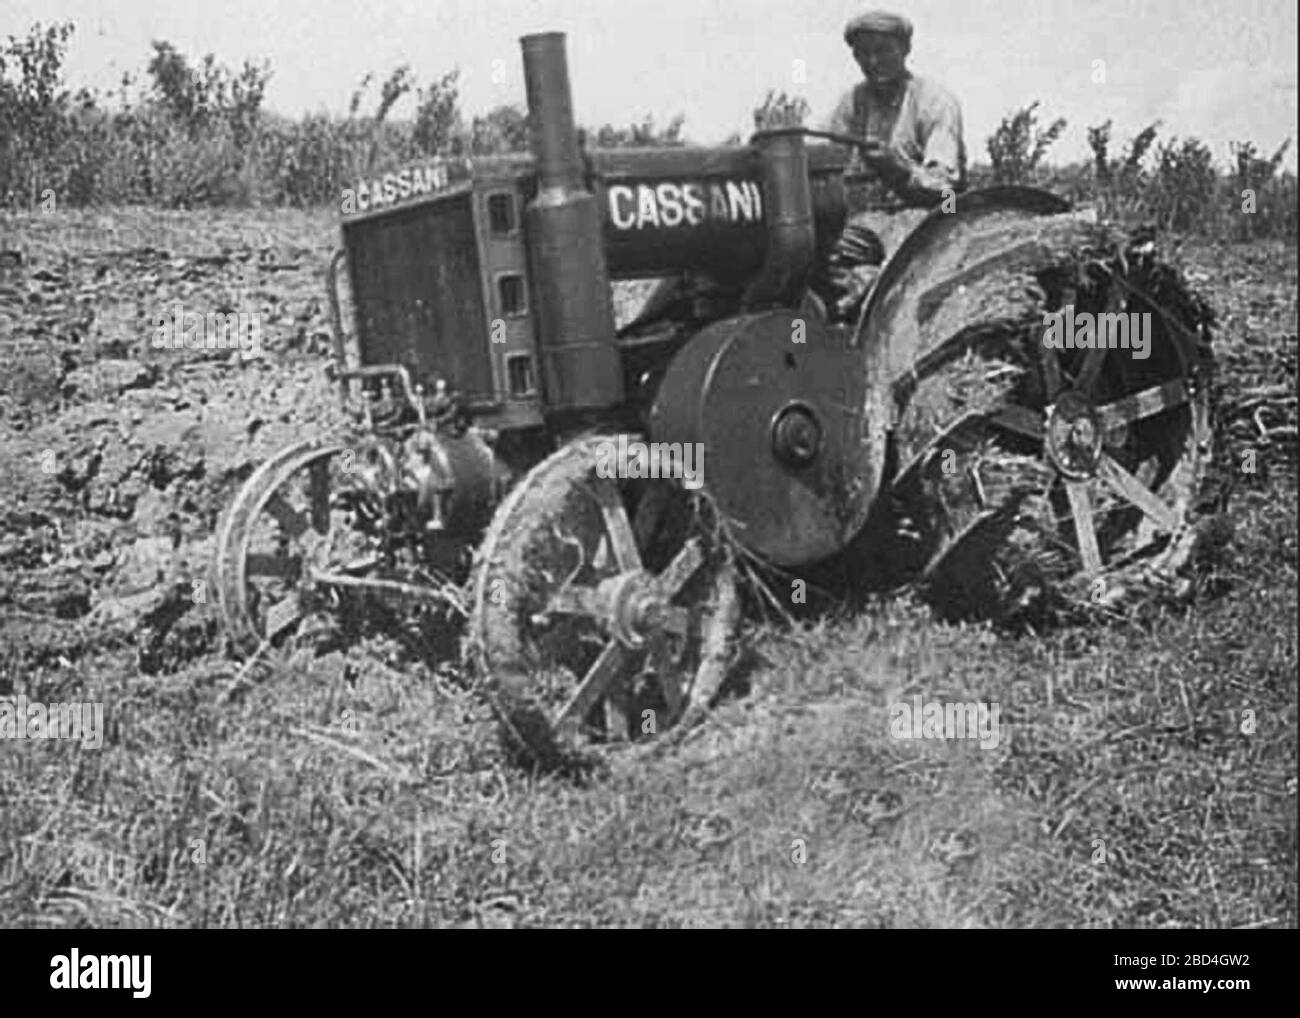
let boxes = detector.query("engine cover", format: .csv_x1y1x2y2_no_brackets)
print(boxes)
648,310,881,567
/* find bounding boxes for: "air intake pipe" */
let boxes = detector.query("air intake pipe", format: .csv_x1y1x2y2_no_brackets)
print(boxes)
742,129,816,310
521,32,623,412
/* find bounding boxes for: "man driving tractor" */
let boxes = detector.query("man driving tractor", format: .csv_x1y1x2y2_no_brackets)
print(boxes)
821,9,968,321
623,10,967,330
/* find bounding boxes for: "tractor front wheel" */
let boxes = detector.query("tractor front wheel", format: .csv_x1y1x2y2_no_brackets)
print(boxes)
466,435,740,770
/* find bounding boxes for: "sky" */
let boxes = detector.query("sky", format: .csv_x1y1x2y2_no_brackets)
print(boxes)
5,0,1297,169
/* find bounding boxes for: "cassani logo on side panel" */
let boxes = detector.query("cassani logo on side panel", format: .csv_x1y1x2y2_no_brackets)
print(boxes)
606,179,764,230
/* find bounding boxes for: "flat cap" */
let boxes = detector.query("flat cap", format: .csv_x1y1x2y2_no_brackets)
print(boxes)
843,10,913,44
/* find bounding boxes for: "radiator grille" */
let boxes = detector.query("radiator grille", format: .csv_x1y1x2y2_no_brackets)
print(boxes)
343,194,494,402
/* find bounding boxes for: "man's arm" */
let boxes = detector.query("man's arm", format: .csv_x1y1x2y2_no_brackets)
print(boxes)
893,87,966,204
831,81,966,207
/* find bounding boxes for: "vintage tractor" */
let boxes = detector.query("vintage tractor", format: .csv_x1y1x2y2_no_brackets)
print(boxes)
213,32,1215,766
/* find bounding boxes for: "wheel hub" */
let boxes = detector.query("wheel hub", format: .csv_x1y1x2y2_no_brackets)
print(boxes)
601,570,665,649
770,402,823,468
1045,389,1104,479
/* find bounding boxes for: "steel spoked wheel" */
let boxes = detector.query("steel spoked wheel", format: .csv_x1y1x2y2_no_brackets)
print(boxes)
890,250,1215,623
214,438,369,657
467,435,740,769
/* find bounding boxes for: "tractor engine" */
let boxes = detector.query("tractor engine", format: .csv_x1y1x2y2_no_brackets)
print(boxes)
326,30,875,569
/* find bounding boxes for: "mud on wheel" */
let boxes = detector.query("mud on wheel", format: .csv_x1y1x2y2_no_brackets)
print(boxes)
887,227,1216,624
466,435,740,770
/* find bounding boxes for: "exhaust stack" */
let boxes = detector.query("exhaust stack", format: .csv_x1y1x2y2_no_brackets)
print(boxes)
743,130,816,310
521,32,622,412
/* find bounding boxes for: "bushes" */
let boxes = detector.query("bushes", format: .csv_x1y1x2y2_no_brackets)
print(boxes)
752,90,809,131
986,101,1066,185
0,25,430,210
1083,121,1297,242
1084,118,1160,221
145,41,268,151
1,23,270,208
1229,140,1297,242
1,21,1296,243
0,22,85,205
988,99,1296,243
590,114,687,149
0,23,697,211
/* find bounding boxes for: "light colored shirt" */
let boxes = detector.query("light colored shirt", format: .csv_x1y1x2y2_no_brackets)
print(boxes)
826,72,967,208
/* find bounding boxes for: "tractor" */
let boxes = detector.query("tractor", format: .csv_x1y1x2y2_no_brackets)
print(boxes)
213,32,1215,766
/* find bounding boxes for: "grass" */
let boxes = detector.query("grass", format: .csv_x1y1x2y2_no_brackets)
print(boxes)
0,211,1294,928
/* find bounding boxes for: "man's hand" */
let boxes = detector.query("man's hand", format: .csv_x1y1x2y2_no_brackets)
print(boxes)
859,140,913,185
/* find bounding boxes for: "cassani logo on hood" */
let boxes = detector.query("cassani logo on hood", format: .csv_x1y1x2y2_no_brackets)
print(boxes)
341,161,456,215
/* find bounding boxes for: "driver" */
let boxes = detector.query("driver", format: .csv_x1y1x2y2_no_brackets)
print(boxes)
820,10,968,321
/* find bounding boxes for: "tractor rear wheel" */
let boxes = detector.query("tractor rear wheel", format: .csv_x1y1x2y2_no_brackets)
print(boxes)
885,226,1215,623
